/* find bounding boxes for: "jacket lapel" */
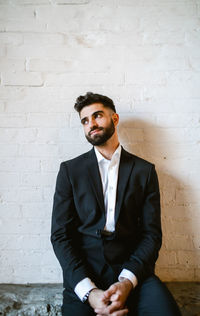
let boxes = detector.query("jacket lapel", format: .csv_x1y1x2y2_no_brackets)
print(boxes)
86,148,105,214
115,148,135,224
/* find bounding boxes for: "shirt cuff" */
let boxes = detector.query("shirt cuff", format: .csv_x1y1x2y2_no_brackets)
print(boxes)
118,269,138,288
74,277,97,301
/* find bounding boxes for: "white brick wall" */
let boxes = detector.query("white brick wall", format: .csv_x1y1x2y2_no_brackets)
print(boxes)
0,0,200,284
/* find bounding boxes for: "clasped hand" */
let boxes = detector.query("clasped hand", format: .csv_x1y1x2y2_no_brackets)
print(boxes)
88,279,133,316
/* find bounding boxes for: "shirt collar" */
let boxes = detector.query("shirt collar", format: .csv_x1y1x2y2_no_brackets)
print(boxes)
94,144,121,164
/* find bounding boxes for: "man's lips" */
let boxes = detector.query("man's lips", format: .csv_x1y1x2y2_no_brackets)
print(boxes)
89,128,103,136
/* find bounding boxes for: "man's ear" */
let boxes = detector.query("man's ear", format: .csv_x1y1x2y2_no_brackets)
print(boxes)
112,113,119,126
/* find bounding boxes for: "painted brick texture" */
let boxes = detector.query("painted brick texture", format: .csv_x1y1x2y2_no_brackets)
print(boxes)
0,0,200,284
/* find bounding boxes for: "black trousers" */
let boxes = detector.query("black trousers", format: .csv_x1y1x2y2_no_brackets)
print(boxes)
62,275,181,316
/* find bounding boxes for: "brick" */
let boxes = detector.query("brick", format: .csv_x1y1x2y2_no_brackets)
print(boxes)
0,86,28,100
193,235,200,250
0,5,34,20
0,203,21,219
20,144,59,157
70,112,83,128
0,187,43,203
0,249,43,266
194,268,200,280
0,218,50,236
156,113,200,128
21,202,52,219
23,33,64,45
185,30,200,47
178,250,200,267
0,266,15,284
0,158,40,172
125,70,167,85
44,72,124,86
0,234,44,250
144,143,199,160
0,172,20,187
156,249,178,267
6,44,76,59
0,144,19,156
0,59,25,72
0,101,5,112
5,99,73,113
162,206,195,219
20,172,56,186
27,113,69,127
12,264,43,283
41,265,63,283
176,188,200,206
162,218,199,236
58,142,91,160
35,128,59,143
119,2,196,17
188,57,200,71
156,267,195,282
0,128,37,142
58,127,81,143
2,71,43,86
0,114,27,127
0,32,23,45
40,158,61,172
140,15,200,33
118,127,144,143
0,46,6,57
37,5,114,32
53,0,90,4
0,17,47,33
143,31,185,45
3,0,50,3
43,186,55,201
186,172,200,189
28,59,73,72
164,234,194,251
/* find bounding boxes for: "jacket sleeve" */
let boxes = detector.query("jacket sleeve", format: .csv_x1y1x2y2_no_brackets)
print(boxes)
50,162,89,289
122,164,162,282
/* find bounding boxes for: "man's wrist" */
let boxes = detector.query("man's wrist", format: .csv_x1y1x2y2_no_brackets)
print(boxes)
119,269,138,288
82,288,97,303
120,277,133,291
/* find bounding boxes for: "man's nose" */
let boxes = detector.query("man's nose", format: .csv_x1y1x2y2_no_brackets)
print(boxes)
88,117,97,129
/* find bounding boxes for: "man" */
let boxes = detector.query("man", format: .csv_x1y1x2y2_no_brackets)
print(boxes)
51,92,181,316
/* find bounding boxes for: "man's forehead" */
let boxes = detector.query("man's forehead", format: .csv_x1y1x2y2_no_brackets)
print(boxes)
80,103,106,119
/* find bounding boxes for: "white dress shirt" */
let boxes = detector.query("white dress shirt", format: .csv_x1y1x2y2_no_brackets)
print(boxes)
75,145,138,301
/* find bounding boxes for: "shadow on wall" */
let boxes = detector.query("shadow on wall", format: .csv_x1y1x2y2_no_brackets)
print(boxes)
118,118,196,282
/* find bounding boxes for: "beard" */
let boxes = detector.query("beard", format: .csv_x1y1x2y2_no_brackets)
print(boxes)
85,119,115,146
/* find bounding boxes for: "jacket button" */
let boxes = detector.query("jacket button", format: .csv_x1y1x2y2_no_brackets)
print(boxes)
96,229,101,236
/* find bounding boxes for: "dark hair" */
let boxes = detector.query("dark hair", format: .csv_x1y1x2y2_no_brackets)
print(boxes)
74,92,116,113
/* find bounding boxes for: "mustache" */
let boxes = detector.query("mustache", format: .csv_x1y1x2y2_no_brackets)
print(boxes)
88,127,104,136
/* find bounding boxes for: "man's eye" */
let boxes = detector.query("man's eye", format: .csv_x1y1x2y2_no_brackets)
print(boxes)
81,120,88,125
95,114,102,118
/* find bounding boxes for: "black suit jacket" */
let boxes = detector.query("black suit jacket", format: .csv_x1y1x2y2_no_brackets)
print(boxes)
51,147,162,295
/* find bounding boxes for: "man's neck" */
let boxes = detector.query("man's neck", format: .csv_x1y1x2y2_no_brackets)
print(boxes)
95,135,120,160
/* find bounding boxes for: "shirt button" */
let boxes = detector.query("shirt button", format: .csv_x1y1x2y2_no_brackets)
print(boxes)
109,186,113,191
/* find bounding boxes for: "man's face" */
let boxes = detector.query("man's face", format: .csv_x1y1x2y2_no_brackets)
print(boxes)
80,103,117,146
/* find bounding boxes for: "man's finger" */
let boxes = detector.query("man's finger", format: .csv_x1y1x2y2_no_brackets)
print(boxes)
96,307,129,316
103,284,117,298
110,293,120,301
95,301,122,314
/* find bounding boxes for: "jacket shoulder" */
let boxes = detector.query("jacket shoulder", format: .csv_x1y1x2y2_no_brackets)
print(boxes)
60,149,93,168
123,148,155,168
